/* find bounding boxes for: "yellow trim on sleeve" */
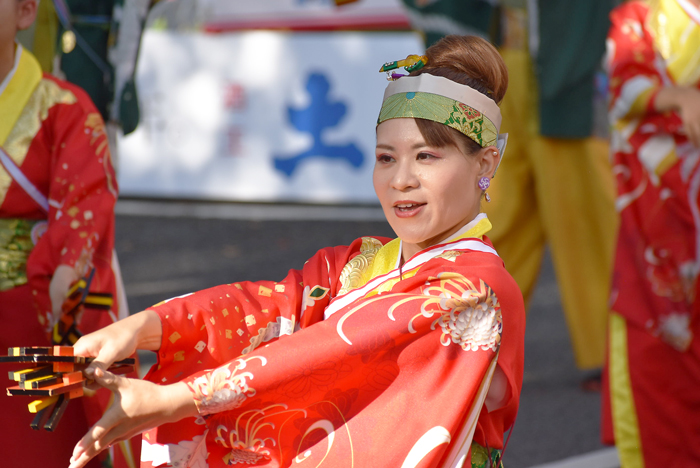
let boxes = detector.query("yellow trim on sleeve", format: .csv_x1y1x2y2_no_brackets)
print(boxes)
609,312,645,468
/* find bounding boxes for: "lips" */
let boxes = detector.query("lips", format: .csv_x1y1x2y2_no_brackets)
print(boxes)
393,201,425,218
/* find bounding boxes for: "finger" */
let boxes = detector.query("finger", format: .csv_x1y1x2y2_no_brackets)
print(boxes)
690,121,700,148
72,336,89,356
83,380,100,393
93,367,122,391
70,425,127,468
71,415,155,468
70,407,122,466
84,347,119,379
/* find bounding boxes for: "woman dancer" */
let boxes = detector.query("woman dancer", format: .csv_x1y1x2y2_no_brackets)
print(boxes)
69,35,525,468
603,0,700,465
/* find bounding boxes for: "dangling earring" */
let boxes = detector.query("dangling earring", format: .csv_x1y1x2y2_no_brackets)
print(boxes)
479,176,491,202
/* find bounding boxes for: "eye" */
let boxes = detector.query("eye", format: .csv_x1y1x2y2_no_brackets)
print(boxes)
416,152,438,161
376,154,394,163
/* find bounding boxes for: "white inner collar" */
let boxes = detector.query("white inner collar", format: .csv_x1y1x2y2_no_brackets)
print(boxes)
0,43,23,99
397,212,489,269
0,42,22,96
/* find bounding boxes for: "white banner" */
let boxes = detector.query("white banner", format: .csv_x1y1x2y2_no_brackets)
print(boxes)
118,31,424,203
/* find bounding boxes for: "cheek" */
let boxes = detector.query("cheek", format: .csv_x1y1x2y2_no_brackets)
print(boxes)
437,171,474,209
372,169,385,202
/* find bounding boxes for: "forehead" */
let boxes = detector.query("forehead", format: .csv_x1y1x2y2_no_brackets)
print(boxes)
376,118,424,144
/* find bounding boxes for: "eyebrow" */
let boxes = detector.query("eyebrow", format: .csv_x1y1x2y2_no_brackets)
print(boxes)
375,142,428,151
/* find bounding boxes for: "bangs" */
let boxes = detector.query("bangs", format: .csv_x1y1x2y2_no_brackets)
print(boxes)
414,118,482,155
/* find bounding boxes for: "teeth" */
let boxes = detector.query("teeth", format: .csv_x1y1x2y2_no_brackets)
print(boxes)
397,204,415,208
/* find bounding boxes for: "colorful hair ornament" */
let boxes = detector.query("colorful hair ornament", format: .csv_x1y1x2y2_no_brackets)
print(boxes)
379,54,428,80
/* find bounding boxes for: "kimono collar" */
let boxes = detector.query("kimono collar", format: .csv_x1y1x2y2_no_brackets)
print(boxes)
0,44,42,146
371,213,493,278
324,214,497,320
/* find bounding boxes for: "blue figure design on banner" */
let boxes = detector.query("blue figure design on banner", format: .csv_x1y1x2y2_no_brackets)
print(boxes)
274,72,364,177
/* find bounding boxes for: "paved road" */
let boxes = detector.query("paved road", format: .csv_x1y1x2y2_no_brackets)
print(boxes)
115,201,611,468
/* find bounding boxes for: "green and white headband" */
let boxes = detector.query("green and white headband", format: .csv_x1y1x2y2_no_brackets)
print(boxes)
377,74,508,158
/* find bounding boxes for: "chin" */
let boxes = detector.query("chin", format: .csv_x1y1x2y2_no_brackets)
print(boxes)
395,231,429,245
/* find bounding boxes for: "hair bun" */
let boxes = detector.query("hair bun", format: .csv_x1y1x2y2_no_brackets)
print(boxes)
412,35,508,105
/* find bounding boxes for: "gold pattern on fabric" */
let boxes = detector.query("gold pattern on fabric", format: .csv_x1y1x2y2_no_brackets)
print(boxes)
435,250,463,262
0,219,38,291
648,0,700,85
338,237,385,295
0,79,76,207
609,313,645,468
378,92,498,147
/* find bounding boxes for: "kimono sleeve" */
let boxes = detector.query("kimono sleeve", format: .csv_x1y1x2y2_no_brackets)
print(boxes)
145,242,358,382
39,87,117,270
142,250,519,468
26,81,118,328
607,2,663,122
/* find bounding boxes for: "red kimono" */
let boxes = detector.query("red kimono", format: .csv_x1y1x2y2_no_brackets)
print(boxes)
142,219,525,468
603,1,700,466
0,45,138,467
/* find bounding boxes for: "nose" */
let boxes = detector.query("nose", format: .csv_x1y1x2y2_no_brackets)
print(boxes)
391,160,420,192
390,160,419,191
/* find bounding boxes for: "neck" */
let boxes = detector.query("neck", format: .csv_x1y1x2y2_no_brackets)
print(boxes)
400,211,484,262
0,42,16,86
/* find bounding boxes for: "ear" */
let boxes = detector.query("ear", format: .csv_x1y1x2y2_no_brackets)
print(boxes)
16,0,38,31
475,145,500,179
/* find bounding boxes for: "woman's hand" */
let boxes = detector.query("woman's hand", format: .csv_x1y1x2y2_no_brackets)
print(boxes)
49,264,78,319
68,369,198,468
73,310,163,379
655,86,700,147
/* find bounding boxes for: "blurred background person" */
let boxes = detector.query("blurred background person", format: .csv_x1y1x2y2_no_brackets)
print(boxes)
0,0,138,465
17,0,157,160
602,0,700,465
402,0,619,377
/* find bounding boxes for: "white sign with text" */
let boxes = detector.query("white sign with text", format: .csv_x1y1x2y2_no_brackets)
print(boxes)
118,30,424,203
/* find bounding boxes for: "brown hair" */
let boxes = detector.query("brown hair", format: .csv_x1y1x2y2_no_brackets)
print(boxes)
409,35,508,154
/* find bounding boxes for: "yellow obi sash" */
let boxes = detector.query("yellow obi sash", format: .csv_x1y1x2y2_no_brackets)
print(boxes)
0,219,42,291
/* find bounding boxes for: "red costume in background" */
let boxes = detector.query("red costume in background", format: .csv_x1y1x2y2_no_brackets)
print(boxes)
603,1,700,466
141,219,525,467
0,45,139,467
